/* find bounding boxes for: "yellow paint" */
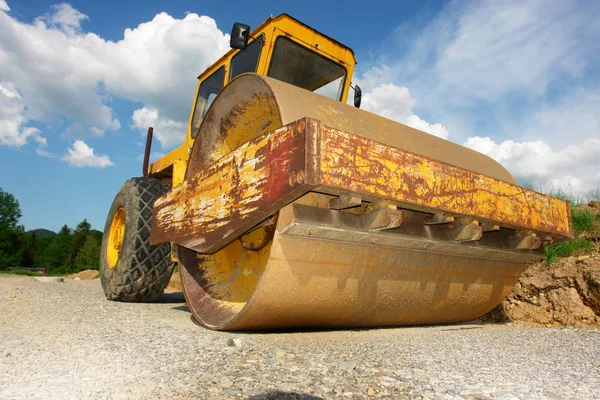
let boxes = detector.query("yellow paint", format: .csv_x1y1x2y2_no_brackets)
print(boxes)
172,158,187,187
148,144,189,179
196,238,272,312
222,96,281,156
106,208,125,269
318,126,572,237
154,126,292,238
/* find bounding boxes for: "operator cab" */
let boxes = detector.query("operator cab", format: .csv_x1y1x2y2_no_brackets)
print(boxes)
188,14,359,141
146,14,359,182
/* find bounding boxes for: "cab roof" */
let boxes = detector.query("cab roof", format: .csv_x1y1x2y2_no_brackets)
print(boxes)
197,13,357,80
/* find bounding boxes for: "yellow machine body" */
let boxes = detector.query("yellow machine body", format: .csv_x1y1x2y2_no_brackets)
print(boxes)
145,15,573,330
147,14,356,186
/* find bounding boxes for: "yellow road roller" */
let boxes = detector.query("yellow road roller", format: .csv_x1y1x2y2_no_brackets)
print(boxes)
100,14,573,330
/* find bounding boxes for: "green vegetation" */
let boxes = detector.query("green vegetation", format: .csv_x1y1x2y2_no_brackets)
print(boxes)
545,238,594,264
0,187,102,276
571,207,597,237
544,196,599,264
0,269,42,277
0,188,24,270
518,182,600,264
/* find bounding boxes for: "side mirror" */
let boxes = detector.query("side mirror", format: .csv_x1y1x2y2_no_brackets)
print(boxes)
230,23,250,50
353,85,362,108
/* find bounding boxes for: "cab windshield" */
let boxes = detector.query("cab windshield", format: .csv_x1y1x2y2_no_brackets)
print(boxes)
267,37,346,101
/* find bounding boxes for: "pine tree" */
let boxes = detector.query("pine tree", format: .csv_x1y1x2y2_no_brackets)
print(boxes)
58,225,71,236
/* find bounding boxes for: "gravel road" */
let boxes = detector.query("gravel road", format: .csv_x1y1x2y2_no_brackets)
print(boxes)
1,275,599,400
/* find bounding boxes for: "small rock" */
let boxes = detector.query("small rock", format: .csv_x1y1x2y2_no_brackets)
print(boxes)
216,378,233,389
367,387,376,397
275,351,286,358
226,338,242,347
338,361,357,370
576,255,590,264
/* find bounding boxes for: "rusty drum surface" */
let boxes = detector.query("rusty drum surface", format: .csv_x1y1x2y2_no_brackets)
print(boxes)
174,74,565,330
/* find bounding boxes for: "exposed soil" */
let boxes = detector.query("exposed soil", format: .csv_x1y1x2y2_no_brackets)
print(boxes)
484,244,600,328
64,269,99,280
484,201,600,328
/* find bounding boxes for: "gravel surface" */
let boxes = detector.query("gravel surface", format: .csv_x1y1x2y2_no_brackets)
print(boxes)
1,275,599,400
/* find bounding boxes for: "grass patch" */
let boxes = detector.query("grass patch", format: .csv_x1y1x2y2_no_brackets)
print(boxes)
572,207,598,236
0,270,43,277
545,239,594,264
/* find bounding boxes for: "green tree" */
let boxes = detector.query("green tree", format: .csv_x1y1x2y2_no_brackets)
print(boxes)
67,219,92,268
0,188,24,269
35,235,55,262
58,224,71,236
75,235,100,270
75,219,91,234
21,231,37,268
38,227,72,273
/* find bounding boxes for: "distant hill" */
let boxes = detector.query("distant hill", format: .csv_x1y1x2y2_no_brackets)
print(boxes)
24,228,102,238
27,229,57,238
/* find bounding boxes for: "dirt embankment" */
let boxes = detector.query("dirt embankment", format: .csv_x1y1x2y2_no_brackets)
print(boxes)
485,202,600,328
485,246,600,327
64,269,99,280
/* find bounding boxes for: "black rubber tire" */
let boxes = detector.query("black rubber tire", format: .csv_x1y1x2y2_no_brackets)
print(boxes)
100,177,174,302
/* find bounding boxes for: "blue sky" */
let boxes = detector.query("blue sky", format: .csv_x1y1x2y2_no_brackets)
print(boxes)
1,0,599,232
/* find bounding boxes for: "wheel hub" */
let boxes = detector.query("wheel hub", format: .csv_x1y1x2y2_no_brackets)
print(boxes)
106,207,125,269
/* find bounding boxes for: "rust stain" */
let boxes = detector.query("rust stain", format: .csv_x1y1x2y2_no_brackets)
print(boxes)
317,125,572,238
151,120,312,252
151,118,572,253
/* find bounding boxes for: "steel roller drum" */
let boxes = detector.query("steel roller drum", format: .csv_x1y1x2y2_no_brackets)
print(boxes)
176,74,532,330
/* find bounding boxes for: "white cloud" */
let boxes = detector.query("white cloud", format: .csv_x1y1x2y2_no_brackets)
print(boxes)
131,107,186,149
359,83,448,139
464,136,600,192
35,148,53,157
354,0,600,195
0,82,45,147
0,1,8,12
62,140,113,168
371,0,600,106
438,1,600,101
0,3,229,152
519,89,600,147
36,3,88,35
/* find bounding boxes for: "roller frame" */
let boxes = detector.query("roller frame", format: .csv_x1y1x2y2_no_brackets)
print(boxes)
151,117,573,255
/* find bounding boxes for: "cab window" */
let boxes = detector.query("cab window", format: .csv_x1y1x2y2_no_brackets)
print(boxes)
230,34,264,80
191,66,225,138
267,37,346,101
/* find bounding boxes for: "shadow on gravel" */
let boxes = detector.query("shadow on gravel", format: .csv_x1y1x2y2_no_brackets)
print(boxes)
247,391,323,400
222,320,489,335
156,292,186,303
